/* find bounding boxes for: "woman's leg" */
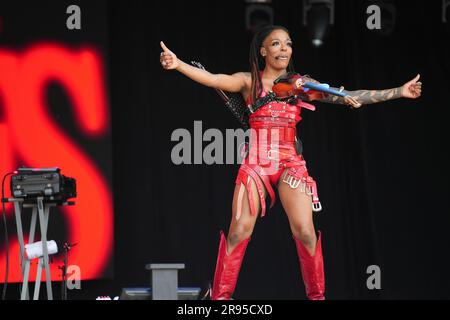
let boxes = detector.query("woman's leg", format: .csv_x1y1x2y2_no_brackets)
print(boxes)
278,170,317,253
228,175,267,251
211,174,267,300
278,170,325,300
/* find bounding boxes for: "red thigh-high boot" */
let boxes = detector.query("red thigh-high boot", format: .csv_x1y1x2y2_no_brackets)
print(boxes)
293,231,325,300
211,231,250,300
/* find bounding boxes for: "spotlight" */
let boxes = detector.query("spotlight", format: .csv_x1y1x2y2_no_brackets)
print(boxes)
444,0,450,33
245,0,274,33
303,0,335,47
444,0,450,23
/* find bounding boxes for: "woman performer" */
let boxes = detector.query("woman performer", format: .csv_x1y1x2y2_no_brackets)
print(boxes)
160,25,422,300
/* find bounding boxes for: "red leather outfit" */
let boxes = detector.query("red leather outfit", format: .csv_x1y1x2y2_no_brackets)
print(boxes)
234,90,322,219
211,79,325,301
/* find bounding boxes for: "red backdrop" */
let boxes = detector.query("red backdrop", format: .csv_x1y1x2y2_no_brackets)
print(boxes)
0,43,113,282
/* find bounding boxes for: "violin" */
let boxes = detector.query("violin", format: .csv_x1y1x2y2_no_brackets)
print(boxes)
272,72,347,101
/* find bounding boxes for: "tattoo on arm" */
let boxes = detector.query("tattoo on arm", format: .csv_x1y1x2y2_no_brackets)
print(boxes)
301,75,403,105
330,87,403,105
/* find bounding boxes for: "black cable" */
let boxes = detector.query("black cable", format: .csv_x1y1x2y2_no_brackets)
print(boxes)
2,171,16,300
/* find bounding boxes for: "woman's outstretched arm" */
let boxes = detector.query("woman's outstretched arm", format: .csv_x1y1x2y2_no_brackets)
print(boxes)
160,41,249,93
302,74,422,107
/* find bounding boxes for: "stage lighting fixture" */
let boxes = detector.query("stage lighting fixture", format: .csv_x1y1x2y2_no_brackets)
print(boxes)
443,0,450,33
303,0,334,47
444,0,450,22
245,0,274,33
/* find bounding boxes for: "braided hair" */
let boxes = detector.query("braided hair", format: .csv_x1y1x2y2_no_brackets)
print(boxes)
249,25,295,104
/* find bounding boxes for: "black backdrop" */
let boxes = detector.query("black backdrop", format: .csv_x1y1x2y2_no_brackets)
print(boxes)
3,0,450,299
106,0,449,300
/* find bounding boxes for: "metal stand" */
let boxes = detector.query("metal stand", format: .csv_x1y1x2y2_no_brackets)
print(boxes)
7,197,73,300
145,263,185,300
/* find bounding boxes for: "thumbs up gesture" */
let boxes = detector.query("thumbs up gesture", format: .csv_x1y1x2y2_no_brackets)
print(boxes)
401,74,422,99
160,41,179,70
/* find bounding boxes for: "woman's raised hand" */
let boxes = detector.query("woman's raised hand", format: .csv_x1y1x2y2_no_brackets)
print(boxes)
401,74,422,99
160,41,179,70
